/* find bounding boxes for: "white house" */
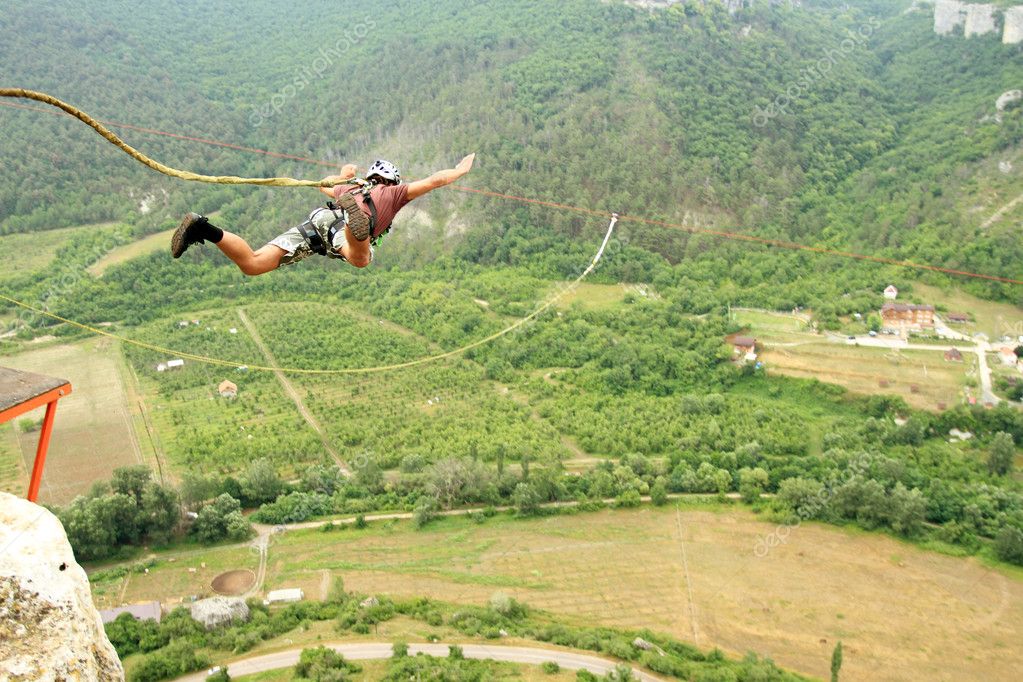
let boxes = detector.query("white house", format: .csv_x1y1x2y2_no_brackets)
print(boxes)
166,359,185,370
999,347,1019,367
883,285,899,300
156,363,168,372
266,588,304,604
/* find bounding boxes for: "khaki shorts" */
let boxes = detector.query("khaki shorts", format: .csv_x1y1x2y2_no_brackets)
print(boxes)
268,207,374,266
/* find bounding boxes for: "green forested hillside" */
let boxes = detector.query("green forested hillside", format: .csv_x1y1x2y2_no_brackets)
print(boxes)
2,0,1021,291
3,4,1023,679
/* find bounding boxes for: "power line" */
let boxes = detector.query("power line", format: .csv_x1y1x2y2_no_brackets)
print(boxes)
2,93,1018,285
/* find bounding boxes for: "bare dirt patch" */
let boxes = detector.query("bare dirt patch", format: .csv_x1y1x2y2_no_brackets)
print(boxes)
212,569,256,596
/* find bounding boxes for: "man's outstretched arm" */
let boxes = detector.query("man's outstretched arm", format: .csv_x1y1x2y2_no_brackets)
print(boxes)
406,154,475,201
319,163,358,198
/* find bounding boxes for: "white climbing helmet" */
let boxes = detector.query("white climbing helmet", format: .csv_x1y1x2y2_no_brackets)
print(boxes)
367,159,401,184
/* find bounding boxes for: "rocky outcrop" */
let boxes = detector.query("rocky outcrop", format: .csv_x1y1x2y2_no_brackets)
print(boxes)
1005,7,1023,44
996,90,1023,112
0,492,124,681
964,3,997,37
188,596,250,630
623,0,800,14
934,1,1023,43
934,0,965,35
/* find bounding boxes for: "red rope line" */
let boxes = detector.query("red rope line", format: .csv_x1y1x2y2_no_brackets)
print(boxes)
2,99,1020,285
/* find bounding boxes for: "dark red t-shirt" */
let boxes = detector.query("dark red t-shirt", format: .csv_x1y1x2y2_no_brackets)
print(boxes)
333,183,410,239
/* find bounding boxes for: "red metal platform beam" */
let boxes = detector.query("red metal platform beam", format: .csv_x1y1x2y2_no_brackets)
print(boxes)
0,368,71,502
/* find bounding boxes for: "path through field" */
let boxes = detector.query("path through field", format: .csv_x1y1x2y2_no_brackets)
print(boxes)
236,308,349,475
175,642,664,682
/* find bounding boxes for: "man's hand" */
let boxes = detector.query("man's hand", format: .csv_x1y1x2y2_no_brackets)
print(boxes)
319,165,357,197
320,165,358,186
454,153,475,177
406,153,477,201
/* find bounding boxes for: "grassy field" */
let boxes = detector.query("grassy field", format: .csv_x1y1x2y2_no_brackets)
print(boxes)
92,506,1023,682
731,309,816,344
912,282,1023,340
2,337,145,504
266,508,1023,682
0,223,114,283
87,227,175,277
761,343,971,410
90,544,260,610
552,282,654,310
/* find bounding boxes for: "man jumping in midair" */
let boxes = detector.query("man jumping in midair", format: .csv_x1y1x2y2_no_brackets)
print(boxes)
170,154,475,274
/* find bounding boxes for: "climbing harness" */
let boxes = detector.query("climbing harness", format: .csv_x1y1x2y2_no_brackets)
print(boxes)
297,178,389,258
297,205,347,258
334,178,378,244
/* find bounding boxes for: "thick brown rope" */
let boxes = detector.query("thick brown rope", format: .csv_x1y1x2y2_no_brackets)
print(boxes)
0,88,332,187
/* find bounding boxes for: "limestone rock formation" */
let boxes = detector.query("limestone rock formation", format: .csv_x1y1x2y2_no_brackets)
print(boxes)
188,596,250,630
0,492,124,681
1005,7,1023,44
964,3,996,37
934,0,965,35
996,90,1022,112
622,0,800,14
934,0,1023,43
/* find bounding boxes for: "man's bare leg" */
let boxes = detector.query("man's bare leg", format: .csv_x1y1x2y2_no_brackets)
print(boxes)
215,232,285,276
339,223,371,268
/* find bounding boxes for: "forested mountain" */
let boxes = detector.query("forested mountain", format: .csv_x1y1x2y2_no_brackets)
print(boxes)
4,8,1023,678
1,0,1020,298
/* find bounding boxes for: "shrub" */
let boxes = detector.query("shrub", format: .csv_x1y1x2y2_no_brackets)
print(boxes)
995,526,1023,565
616,489,642,508
294,646,361,680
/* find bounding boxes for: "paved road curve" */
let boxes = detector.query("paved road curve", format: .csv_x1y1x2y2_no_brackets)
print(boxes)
175,642,664,681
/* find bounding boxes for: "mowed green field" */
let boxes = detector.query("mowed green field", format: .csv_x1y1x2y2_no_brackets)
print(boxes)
0,222,116,283
553,282,656,311
93,507,1023,682
2,338,145,504
87,227,176,277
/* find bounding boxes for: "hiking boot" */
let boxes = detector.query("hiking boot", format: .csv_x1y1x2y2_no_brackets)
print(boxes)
171,212,211,258
336,193,371,242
